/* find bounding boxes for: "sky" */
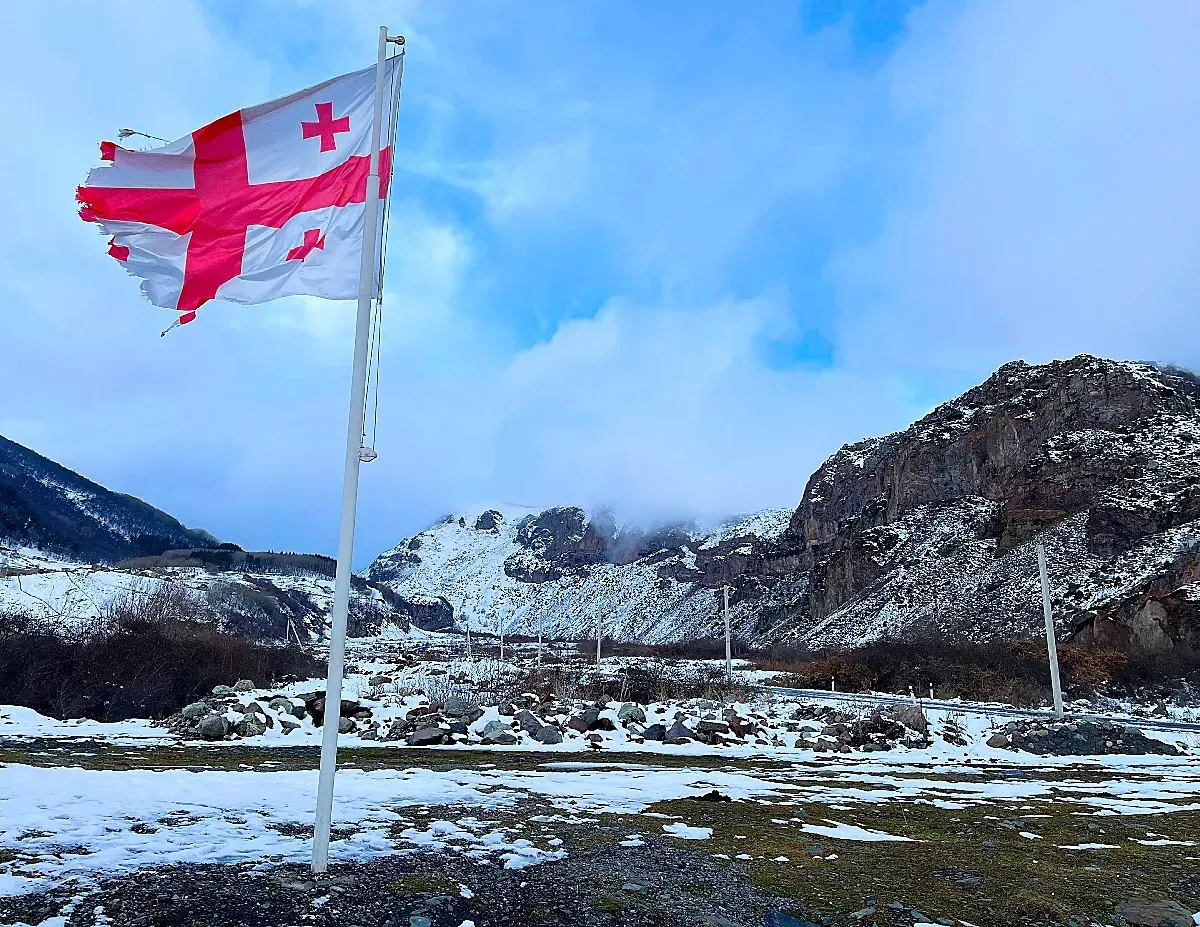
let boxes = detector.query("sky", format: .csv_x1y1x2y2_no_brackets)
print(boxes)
1,1,1198,565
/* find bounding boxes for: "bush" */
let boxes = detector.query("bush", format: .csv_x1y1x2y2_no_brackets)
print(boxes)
754,634,1200,705
0,584,323,722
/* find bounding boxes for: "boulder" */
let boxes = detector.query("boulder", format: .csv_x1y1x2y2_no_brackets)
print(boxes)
180,701,208,720
443,696,472,718
406,727,446,747
267,697,294,715
697,720,730,735
534,725,563,744
664,721,695,744
367,675,392,687
448,721,469,736
337,717,355,734
890,705,929,736
234,714,268,737
643,723,667,742
515,710,544,736
211,685,234,696
1114,899,1195,927
196,714,229,740
232,679,256,693
617,704,646,724
986,732,1010,749
278,716,301,733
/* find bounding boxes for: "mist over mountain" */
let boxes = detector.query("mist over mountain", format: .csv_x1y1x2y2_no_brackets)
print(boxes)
369,355,1200,658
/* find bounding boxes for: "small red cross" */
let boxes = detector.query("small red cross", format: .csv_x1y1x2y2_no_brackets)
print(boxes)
287,228,325,261
301,102,351,152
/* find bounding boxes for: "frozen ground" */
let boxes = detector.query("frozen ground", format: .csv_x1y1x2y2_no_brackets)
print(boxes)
1,742,1198,926
2,639,1200,925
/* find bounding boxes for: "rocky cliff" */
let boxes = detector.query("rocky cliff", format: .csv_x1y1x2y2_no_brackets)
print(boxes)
370,356,1200,657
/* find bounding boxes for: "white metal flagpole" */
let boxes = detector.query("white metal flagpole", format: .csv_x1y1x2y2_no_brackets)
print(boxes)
312,25,395,875
1037,543,1065,718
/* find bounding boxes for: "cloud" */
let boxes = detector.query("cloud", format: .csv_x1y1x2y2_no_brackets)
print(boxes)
482,297,915,521
832,0,1200,375
2,0,1198,565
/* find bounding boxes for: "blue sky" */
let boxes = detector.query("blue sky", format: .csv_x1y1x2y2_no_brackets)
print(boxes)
1,1,1198,564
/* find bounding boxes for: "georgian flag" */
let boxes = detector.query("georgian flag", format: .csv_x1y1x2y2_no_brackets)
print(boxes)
77,57,402,326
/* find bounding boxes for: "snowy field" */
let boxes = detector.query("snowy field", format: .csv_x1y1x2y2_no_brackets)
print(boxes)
3,637,1200,925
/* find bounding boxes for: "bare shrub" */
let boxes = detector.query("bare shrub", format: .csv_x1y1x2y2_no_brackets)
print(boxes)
0,582,323,721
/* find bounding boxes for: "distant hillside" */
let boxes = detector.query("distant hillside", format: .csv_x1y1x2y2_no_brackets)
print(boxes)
0,434,218,562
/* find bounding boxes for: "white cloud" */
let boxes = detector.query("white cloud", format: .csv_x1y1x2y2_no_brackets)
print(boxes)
833,0,1200,374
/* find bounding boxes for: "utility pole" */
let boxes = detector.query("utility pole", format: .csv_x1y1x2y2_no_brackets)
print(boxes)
596,613,602,667
465,616,472,662
723,585,732,681
1037,543,1064,717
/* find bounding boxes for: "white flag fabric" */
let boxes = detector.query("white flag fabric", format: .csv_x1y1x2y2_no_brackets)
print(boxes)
77,57,402,325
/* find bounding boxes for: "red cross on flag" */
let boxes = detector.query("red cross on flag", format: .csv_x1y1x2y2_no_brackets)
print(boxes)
77,57,402,326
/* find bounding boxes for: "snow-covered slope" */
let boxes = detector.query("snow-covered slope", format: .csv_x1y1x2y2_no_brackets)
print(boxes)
367,506,792,644
0,544,417,641
0,433,217,562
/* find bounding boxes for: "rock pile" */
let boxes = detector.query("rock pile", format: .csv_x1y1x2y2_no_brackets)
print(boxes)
806,706,931,753
984,719,1179,756
168,680,373,741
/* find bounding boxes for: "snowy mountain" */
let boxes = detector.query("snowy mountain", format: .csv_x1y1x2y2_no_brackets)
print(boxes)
367,505,792,644
369,356,1200,656
0,433,217,563
0,435,430,640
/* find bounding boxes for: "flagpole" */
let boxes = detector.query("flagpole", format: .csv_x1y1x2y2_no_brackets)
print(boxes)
312,24,393,874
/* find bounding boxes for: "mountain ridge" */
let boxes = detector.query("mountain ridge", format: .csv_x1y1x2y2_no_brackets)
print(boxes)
368,355,1200,657
0,433,218,563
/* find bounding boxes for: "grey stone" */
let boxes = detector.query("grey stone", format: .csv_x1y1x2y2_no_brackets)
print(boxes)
196,714,229,740
986,732,1010,748
664,721,695,744
278,716,300,733
211,685,234,696
643,723,667,741
622,882,647,894
406,726,446,747
448,720,469,735
267,697,294,715
410,917,432,927
617,703,646,723
1114,899,1195,927
481,719,510,738
443,695,472,717
337,717,355,734
890,705,929,736
697,720,730,734
234,714,268,737
180,701,208,720
232,679,256,693
534,725,563,744
515,710,543,735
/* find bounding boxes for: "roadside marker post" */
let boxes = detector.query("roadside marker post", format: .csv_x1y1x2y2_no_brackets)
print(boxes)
1037,543,1065,717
